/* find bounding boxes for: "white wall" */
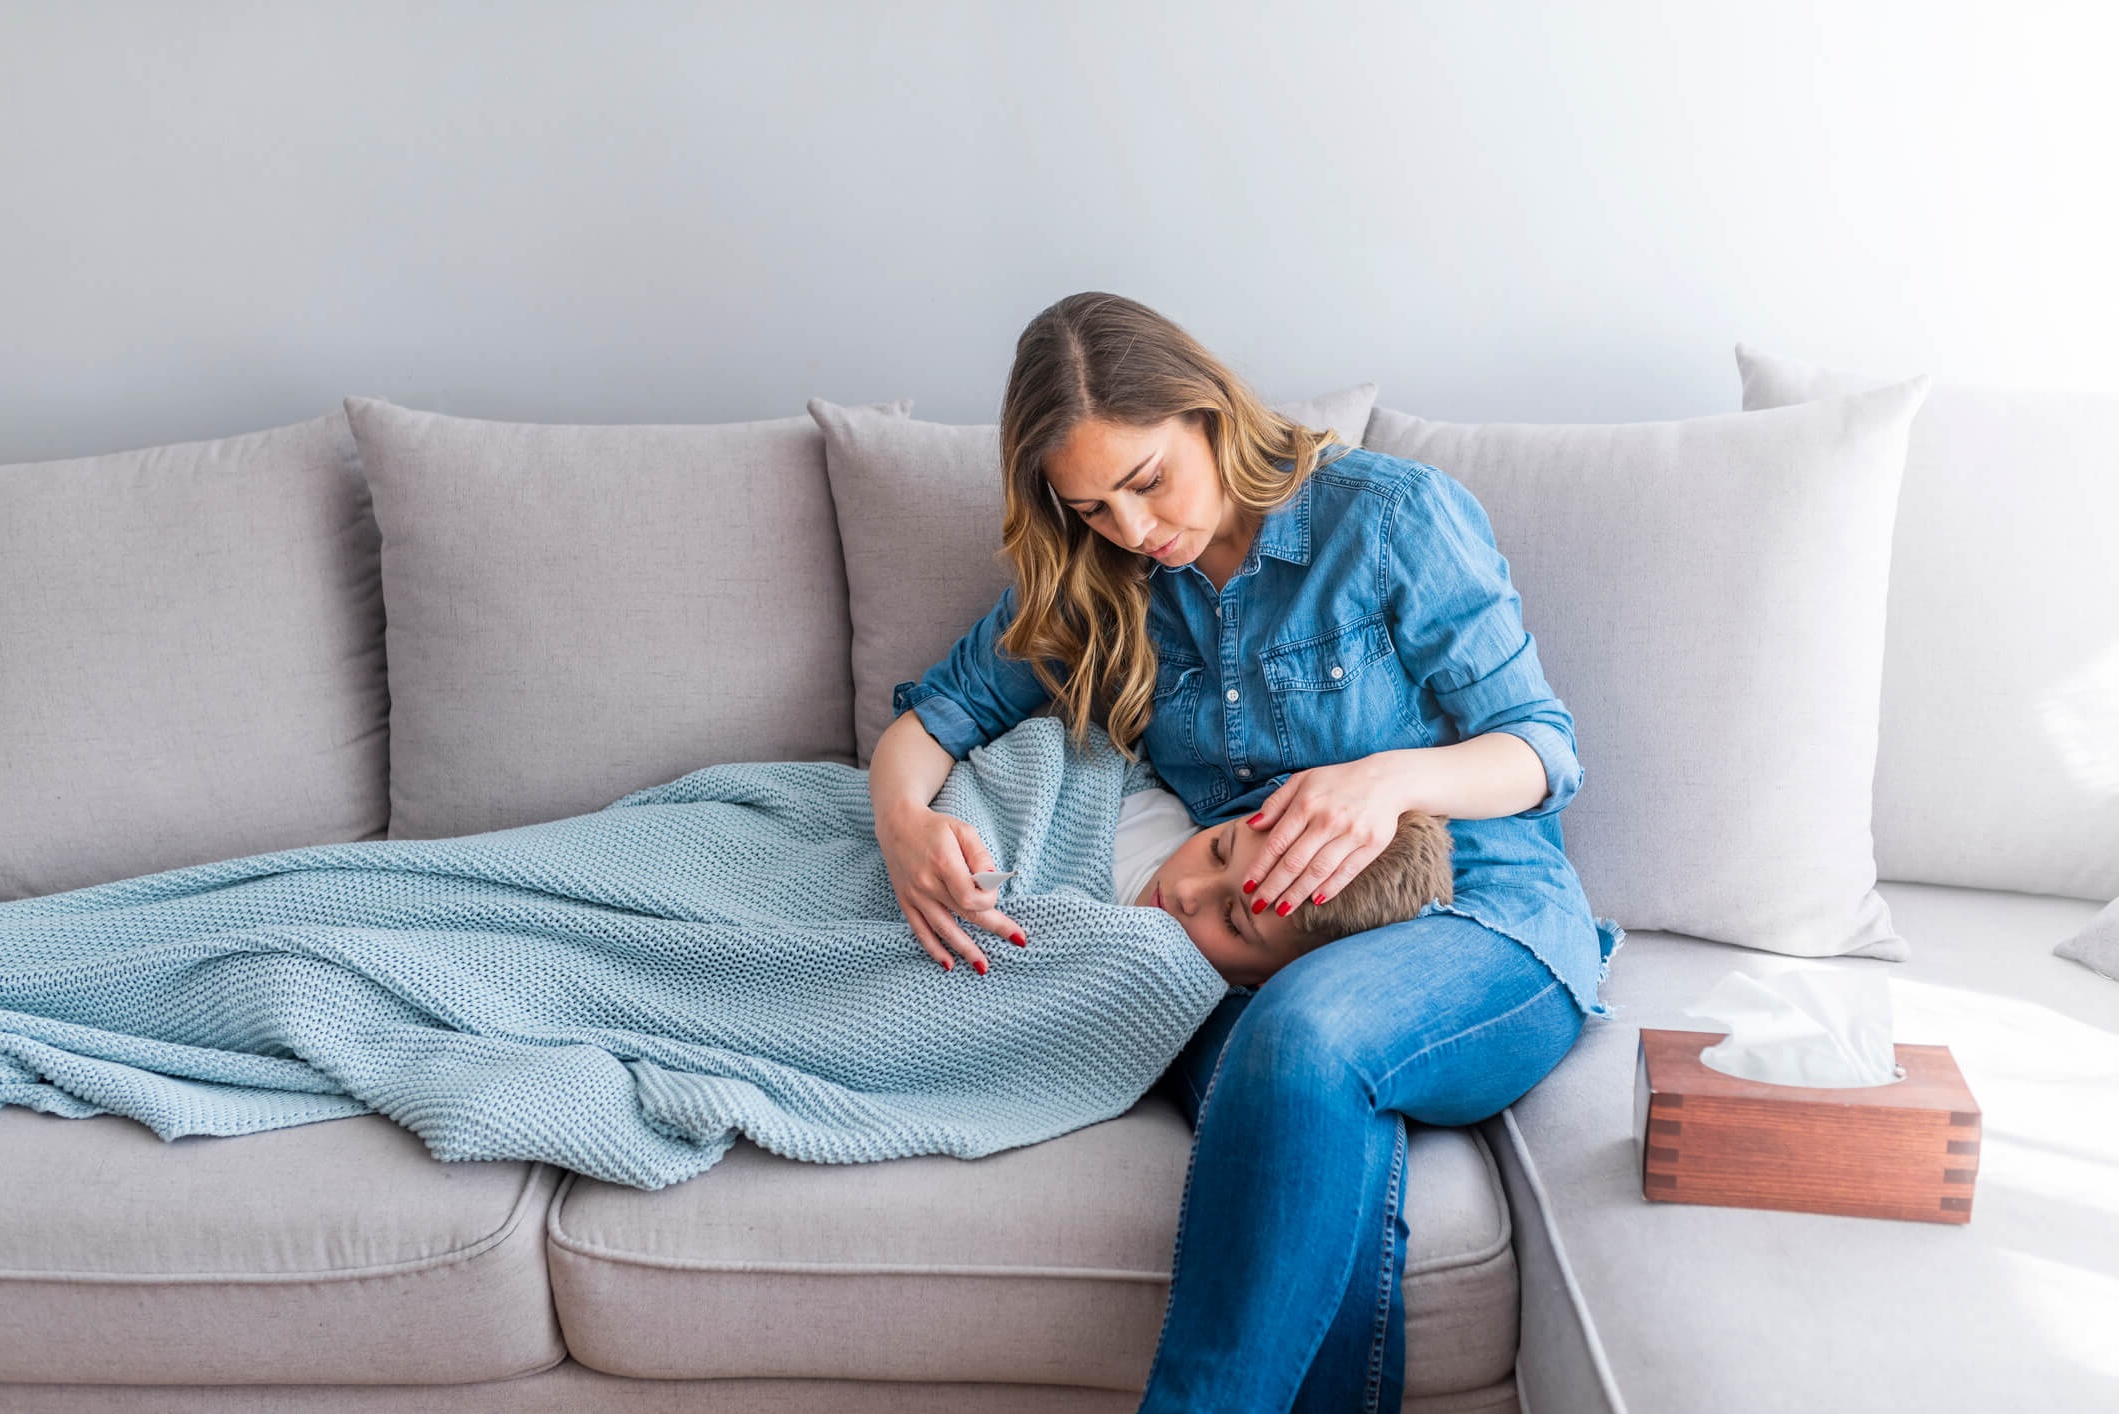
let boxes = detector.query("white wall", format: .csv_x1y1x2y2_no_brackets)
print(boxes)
2,0,2113,463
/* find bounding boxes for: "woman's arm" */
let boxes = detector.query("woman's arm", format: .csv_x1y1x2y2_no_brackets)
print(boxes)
869,708,957,827
1372,732,1548,821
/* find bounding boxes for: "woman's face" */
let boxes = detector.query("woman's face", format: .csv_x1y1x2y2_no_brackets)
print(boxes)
1135,819,1311,988
1044,413,1245,567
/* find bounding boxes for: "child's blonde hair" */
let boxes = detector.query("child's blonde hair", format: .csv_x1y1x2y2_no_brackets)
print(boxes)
1284,812,1455,949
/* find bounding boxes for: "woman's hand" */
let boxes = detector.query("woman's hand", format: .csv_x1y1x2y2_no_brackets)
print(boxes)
1241,755,1412,921
875,801,1027,975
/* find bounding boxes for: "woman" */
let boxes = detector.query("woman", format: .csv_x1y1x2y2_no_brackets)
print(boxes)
870,292,1623,1412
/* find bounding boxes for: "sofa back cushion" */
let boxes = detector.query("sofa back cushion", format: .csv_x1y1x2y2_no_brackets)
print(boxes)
1739,344,2119,902
345,398,895,839
0,413,388,899
1364,379,1929,960
814,384,1379,766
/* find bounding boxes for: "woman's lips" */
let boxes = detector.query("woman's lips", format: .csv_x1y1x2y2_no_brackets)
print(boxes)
1148,533,1180,558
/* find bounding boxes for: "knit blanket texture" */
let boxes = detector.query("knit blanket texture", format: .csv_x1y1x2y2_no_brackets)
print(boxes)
0,717,1228,1189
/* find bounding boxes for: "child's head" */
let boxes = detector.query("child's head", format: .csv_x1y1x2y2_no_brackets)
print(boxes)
1136,810,1455,987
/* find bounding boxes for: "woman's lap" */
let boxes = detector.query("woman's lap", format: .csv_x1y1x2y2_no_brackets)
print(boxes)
1140,909,1585,1413
1159,908,1584,1130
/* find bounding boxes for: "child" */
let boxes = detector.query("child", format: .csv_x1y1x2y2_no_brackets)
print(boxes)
1114,781,1455,988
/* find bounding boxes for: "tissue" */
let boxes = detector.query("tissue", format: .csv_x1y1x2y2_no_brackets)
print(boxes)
1680,969,1906,1089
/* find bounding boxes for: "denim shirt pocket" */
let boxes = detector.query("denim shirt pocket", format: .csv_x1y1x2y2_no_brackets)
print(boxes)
1260,613,1428,764
1149,649,1216,774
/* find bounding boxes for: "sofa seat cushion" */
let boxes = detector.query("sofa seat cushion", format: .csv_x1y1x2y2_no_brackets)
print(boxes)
548,1090,1518,1398
0,1360,1523,1413
1487,881,2119,1414
0,1111,563,1385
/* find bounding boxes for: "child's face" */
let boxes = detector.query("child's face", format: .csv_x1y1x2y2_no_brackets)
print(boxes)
1134,817,1313,987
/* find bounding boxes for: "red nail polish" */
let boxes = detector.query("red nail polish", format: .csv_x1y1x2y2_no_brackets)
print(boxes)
1313,891,1327,905
1242,879,1257,894
973,958,987,976
942,958,953,971
1276,900,1293,916
1251,897,1267,914
1010,932,1026,947
1247,813,1264,826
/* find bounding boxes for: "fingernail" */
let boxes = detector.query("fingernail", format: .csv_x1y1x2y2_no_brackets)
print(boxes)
1242,879,1258,894
1247,813,1264,826
1010,932,1026,947
1276,900,1293,916
973,958,988,976
1313,891,1327,905
942,958,953,972
1251,898,1267,915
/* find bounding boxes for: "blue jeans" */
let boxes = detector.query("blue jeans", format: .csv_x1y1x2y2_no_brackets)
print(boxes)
1138,910,1586,1413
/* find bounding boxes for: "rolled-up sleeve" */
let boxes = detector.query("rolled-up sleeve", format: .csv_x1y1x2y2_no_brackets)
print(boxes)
1386,467,1583,817
890,583,1054,762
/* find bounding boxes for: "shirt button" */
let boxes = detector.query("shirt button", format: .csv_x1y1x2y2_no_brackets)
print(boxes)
1236,766,1251,778
1214,604,1222,618
1330,665,1344,679
1225,688,1240,703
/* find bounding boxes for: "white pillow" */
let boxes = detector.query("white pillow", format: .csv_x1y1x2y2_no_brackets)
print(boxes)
2056,897,2119,983
1363,378,1929,960
814,384,1379,766
1739,343,2119,902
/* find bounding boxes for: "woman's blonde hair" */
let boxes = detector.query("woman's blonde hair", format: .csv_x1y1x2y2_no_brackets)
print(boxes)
995,292,1350,762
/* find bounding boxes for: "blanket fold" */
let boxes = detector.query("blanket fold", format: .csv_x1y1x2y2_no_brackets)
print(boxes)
0,718,1227,1189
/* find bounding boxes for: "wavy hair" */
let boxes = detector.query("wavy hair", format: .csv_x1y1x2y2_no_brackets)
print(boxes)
995,292,1350,762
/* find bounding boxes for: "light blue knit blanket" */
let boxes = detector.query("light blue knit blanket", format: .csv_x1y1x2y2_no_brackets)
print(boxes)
0,717,1227,1190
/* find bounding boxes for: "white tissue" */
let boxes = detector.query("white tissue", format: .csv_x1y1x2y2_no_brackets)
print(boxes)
1681,969,1907,1089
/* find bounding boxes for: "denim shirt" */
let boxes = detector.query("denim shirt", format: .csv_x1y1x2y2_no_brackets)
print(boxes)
892,444,1622,1018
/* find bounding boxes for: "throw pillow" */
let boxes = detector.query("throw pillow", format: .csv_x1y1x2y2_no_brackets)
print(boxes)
1363,378,1929,959
0,412,388,898
1739,343,2119,902
2056,897,2119,983
345,398,906,839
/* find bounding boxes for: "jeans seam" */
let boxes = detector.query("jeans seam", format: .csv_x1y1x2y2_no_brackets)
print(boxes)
1362,1115,1406,1413
1141,1017,1240,1402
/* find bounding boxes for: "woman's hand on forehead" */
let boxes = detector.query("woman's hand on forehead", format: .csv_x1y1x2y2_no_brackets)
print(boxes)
1239,759,1405,920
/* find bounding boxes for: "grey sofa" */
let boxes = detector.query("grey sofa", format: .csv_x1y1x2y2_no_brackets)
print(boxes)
2,376,2113,1413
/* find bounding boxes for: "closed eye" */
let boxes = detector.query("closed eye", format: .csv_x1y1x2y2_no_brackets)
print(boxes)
1210,832,1244,939
1075,469,1164,517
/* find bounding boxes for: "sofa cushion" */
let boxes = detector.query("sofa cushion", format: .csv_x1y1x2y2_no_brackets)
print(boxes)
1363,383,1928,961
0,413,388,900
1486,881,2117,1414
1738,343,2119,903
547,1088,1516,1399
0,1111,563,1384
813,385,1379,766
0,1361,1522,1412
343,398,902,839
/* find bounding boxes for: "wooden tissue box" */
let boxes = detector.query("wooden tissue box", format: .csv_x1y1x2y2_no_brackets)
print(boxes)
1634,1028,1981,1224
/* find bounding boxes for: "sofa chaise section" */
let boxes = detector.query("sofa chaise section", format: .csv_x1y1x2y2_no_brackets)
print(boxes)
1490,880,2119,1414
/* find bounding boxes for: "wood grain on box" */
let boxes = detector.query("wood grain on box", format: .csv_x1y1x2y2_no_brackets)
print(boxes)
1634,1027,1980,1224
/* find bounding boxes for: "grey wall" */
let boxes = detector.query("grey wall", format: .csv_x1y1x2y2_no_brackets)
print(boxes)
3,0,2113,464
